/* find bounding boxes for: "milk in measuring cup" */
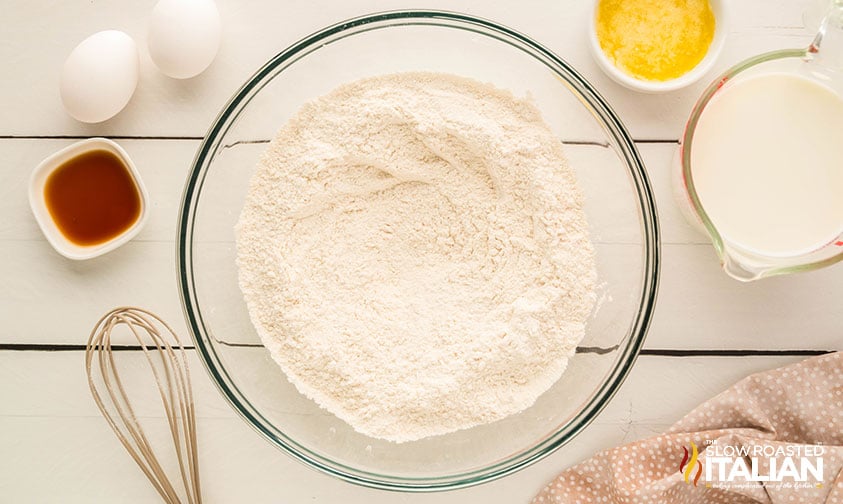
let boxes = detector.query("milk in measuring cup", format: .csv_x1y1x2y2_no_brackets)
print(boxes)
690,72,843,257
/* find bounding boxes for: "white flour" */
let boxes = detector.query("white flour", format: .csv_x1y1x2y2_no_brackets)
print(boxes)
236,72,596,442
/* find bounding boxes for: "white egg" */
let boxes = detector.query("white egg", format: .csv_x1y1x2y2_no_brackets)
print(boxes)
60,31,139,123
148,0,221,79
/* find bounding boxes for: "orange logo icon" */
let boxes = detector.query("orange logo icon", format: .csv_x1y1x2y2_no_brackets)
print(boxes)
679,442,703,486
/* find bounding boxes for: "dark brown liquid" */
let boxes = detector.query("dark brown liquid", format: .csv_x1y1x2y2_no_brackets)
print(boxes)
44,149,142,246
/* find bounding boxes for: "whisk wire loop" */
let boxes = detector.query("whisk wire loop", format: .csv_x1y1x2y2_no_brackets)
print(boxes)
85,307,202,504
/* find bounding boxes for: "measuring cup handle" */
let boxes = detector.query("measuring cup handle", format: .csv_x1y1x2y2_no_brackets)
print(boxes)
809,0,843,71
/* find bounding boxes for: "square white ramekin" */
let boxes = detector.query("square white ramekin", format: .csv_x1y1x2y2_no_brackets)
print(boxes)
29,137,149,260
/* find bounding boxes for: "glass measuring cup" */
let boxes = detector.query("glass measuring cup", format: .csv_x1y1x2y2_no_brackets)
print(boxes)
675,1,843,281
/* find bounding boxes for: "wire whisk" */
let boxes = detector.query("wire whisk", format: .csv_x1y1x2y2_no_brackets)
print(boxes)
85,307,202,504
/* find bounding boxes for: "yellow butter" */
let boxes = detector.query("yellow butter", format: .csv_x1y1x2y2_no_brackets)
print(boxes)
596,0,716,82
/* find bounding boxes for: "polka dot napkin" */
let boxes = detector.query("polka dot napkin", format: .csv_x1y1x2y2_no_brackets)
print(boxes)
533,352,843,503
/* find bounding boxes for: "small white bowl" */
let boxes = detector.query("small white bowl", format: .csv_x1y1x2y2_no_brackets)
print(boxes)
588,0,728,93
29,137,149,260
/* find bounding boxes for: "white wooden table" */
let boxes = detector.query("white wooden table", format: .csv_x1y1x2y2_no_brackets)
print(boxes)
2,1,840,502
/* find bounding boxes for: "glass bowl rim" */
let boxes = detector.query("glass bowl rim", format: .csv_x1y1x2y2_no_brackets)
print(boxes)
177,9,661,492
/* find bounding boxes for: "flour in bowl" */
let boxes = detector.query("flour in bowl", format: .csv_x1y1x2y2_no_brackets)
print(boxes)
236,72,597,442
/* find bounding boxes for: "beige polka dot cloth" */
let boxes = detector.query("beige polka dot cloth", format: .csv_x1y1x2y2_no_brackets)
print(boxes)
534,352,843,503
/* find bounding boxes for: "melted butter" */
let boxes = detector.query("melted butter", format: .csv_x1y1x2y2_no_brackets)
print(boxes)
596,0,716,81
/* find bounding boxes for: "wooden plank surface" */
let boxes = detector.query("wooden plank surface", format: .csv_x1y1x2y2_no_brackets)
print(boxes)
0,1,814,138
0,353,806,503
2,140,841,350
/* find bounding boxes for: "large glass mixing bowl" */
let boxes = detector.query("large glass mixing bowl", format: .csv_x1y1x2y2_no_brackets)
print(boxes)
178,11,659,491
